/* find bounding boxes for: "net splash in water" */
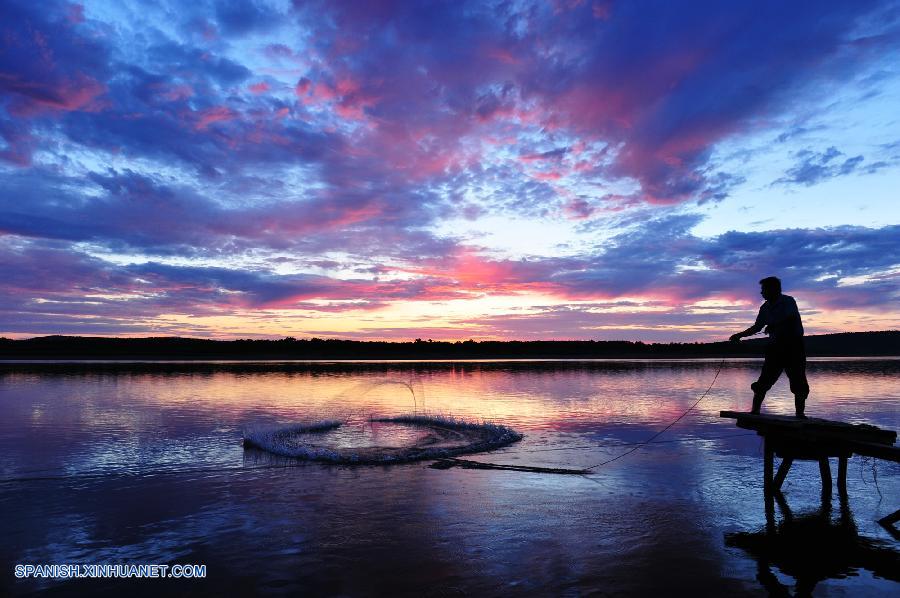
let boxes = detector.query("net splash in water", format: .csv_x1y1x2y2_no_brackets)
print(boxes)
242,415,522,464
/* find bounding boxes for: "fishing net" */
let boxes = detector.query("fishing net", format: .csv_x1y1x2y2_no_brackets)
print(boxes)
242,415,522,464
242,378,522,464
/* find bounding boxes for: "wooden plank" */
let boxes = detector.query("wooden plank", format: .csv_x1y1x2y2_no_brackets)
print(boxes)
804,421,896,444
721,411,806,427
769,437,852,461
844,439,900,463
720,411,896,445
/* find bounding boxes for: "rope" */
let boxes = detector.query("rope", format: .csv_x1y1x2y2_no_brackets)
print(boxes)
584,358,727,471
424,358,729,475
859,454,883,501
429,458,590,474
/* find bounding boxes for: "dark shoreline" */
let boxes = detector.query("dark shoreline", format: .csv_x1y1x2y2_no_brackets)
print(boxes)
0,331,897,361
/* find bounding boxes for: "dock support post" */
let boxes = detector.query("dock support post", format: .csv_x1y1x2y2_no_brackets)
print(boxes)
837,455,848,496
879,509,900,541
879,509,900,527
774,457,793,491
819,457,832,497
764,438,774,495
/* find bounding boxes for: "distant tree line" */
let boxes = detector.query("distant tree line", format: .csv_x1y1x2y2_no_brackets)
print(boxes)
0,331,897,360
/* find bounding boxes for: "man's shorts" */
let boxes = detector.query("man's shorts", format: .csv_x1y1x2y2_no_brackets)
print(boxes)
751,338,809,397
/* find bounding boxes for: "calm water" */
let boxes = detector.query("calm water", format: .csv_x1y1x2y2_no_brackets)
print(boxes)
1,359,898,596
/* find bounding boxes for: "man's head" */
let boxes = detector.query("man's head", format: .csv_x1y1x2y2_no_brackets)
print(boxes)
759,276,782,301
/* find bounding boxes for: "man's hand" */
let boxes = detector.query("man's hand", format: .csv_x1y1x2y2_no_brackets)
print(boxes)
729,333,742,343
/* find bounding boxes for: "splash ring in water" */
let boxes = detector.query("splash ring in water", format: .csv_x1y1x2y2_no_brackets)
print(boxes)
242,415,522,464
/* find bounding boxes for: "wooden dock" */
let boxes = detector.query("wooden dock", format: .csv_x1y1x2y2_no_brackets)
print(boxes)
720,411,900,528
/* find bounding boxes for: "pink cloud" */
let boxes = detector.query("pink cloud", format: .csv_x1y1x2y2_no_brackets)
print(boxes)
4,73,107,116
591,1,613,20
66,3,85,24
532,170,563,181
310,81,337,103
294,77,312,98
194,106,237,130
563,197,595,220
155,83,194,102
485,46,520,65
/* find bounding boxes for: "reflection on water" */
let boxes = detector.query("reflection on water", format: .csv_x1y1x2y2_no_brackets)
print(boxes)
290,421,430,451
0,359,898,595
727,493,900,595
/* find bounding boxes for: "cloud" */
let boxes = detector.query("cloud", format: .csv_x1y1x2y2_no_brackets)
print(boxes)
3,214,897,338
5,0,898,200
214,0,282,36
394,215,900,312
0,2,109,120
0,167,461,264
774,147,866,186
507,1,900,203
0,0,899,339
447,303,752,342
0,236,475,329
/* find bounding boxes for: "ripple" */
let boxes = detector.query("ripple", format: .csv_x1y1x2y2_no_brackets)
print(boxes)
241,415,523,464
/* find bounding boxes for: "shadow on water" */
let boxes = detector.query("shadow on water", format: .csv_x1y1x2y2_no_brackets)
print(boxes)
726,492,900,596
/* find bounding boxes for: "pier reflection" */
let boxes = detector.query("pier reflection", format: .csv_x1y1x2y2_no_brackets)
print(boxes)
726,493,899,595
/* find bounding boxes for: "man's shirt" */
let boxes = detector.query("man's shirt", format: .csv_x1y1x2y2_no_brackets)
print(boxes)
754,294,804,341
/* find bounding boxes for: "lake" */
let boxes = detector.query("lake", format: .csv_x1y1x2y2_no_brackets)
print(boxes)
1,359,898,596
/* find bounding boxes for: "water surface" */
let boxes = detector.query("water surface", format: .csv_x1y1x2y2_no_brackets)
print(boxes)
1,359,898,595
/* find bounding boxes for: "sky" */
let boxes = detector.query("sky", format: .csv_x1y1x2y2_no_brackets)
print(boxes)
1,0,899,342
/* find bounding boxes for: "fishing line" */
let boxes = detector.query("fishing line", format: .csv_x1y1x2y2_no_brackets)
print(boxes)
583,358,727,471
424,358,732,476
859,455,883,501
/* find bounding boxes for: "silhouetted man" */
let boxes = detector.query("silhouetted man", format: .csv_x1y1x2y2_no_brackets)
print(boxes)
730,277,809,417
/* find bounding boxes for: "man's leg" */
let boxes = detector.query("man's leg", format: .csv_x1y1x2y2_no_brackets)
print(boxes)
750,386,766,414
751,348,782,414
786,344,809,418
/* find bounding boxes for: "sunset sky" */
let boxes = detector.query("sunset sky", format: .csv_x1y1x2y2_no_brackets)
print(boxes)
1,0,898,341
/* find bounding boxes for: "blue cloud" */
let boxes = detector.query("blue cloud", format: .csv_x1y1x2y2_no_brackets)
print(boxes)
774,147,866,186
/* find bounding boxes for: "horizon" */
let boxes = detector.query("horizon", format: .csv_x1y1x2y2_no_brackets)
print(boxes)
4,328,897,345
2,1,899,341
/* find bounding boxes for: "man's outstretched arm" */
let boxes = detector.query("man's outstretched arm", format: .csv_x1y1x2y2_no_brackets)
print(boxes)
730,316,764,342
